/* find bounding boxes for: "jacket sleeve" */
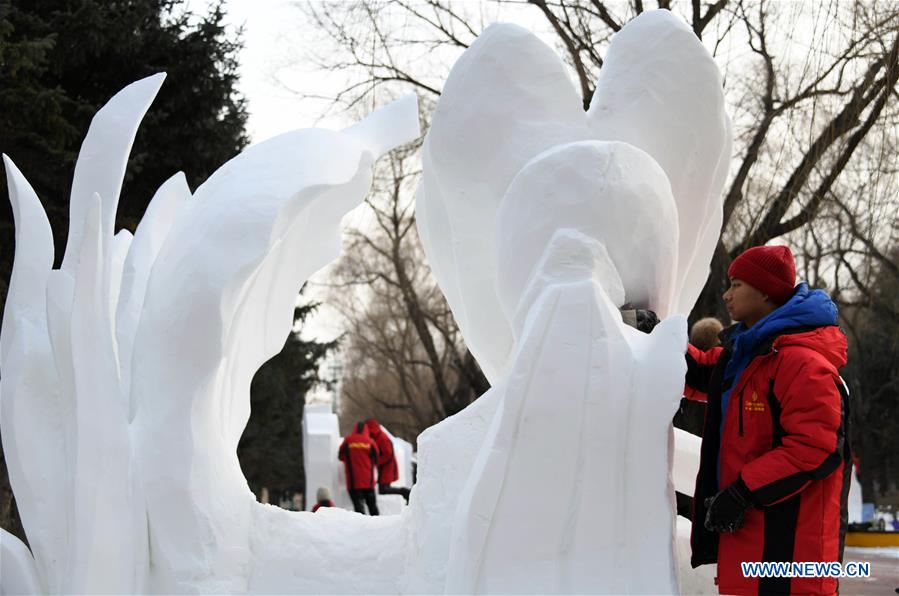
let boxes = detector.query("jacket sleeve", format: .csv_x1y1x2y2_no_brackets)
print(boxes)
739,354,845,506
338,440,347,462
684,344,723,402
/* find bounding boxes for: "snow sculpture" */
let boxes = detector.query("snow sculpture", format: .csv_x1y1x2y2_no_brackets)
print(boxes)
415,9,731,594
1,528,43,594
848,463,863,524
1,74,419,593
2,9,729,596
303,403,351,510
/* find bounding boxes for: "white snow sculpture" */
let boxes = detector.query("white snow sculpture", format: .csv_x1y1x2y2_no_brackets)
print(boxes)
848,463,863,524
415,9,731,594
2,9,729,596
1,528,43,594
673,431,717,595
303,403,351,510
1,74,419,593
389,429,414,490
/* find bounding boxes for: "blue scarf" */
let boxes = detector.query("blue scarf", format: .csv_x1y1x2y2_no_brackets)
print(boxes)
717,283,838,485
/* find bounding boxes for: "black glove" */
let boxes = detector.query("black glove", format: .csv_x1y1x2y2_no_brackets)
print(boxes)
635,309,659,333
704,477,754,533
619,304,660,334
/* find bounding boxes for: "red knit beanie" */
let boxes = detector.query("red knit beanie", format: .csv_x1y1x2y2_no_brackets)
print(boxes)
727,245,796,304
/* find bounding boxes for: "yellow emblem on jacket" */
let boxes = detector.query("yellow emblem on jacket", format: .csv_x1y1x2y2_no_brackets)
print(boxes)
744,390,766,412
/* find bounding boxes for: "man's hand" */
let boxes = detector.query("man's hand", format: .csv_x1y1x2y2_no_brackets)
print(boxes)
619,304,660,334
704,477,754,533
634,309,659,333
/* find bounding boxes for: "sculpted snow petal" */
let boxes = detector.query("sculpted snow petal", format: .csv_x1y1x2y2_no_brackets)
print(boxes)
419,12,729,595
1,155,54,364
0,156,68,592
417,23,588,384
588,10,731,314
68,195,139,592
62,73,166,274
496,141,678,322
115,172,191,418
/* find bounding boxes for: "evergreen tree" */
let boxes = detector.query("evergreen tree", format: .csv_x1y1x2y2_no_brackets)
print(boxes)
238,298,338,507
0,0,248,542
0,0,249,281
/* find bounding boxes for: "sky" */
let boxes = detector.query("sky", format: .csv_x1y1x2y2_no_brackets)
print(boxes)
189,0,563,140
186,0,349,140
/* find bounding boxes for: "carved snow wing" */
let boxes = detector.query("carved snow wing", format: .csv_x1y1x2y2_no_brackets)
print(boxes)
1,75,420,593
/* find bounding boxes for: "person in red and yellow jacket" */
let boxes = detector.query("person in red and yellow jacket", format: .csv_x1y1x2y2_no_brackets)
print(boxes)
338,421,380,515
366,418,411,503
685,245,851,596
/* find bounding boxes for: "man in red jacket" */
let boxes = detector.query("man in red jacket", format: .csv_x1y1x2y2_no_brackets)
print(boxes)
366,419,411,503
685,245,851,595
338,421,380,515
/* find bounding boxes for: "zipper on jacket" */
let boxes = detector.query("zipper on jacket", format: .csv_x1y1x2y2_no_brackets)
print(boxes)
738,390,744,437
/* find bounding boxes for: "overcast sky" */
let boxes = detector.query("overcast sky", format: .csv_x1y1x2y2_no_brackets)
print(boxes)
184,0,347,142
190,1,555,142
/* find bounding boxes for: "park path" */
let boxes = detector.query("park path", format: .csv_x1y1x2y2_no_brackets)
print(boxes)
841,547,899,595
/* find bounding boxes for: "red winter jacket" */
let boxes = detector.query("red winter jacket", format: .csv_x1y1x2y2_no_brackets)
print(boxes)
338,423,380,490
366,419,399,485
686,325,850,596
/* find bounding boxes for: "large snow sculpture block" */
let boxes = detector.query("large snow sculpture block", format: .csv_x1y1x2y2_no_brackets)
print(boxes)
303,404,348,510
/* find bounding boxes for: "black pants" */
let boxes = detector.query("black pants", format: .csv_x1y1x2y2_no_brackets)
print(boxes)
378,484,410,504
349,488,379,515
